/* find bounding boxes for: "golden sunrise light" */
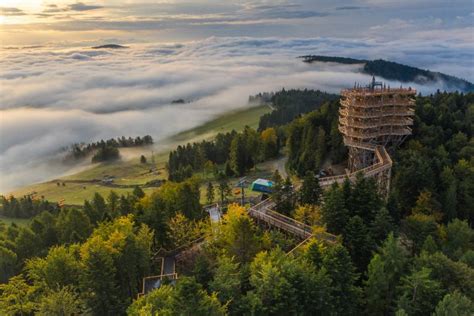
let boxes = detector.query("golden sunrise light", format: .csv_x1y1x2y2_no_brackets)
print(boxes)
0,2,473,313
0,0,43,11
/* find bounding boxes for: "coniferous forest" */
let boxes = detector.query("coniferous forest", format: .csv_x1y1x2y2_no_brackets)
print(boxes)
0,91,473,315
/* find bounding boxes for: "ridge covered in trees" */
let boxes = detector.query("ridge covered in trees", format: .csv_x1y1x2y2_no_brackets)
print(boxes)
0,195,58,219
257,89,338,131
301,55,474,92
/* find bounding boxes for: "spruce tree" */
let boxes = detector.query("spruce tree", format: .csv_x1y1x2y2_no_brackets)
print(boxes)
365,233,408,315
371,207,395,245
365,254,389,315
322,244,361,315
343,215,373,272
321,183,349,235
230,135,247,176
299,171,322,205
133,186,145,199
349,173,382,223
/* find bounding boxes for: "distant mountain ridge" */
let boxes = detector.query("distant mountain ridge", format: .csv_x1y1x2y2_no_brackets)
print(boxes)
300,55,474,92
92,44,128,49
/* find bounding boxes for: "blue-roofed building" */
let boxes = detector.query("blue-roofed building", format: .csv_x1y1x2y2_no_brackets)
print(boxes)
251,178,273,194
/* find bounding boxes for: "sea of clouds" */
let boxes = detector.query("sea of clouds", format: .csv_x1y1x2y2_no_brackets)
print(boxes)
0,36,472,192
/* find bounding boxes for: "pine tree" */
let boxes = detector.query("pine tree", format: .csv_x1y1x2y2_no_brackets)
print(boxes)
274,176,296,216
322,244,361,315
92,193,107,221
314,127,326,170
299,171,322,205
217,175,231,205
206,182,215,204
349,173,382,223
56,208,92,244
365,233,408,315
440,167,457,221
133,186,145,199
176,181,201,219
371,207,395,245
106,191,120,218
321,183,349,235
396,267,443,316
271,170,284,208
343,215,373,272
365,254,389,315
230,135,247,176
209,256,242,312
422,235,438,254
0,246,17,283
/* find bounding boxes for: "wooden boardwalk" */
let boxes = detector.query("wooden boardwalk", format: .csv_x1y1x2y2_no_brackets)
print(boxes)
138,256,177,298
318,145,392,189
248,199,337,243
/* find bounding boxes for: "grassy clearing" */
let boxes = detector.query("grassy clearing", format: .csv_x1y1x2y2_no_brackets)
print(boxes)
8,105,272,205
197,157,281,204
170,105,269,144
10,182,156,206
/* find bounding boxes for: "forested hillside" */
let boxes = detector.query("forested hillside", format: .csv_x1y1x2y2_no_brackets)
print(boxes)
286,91,473,222
167,126,280,181
286,100,346,175
301,55,474,92
0,91,472,315
257,89,338,131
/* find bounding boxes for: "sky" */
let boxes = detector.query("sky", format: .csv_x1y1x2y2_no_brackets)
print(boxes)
0,0,473,192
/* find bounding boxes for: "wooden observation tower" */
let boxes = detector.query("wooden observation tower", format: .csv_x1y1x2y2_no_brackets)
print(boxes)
332,77,416,196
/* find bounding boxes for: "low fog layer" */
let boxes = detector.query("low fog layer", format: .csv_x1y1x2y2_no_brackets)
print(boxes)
0,37,471,192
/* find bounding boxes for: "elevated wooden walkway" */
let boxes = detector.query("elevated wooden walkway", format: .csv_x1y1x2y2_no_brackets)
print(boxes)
248,199,337,243
318,145,392,189
138,256,178,298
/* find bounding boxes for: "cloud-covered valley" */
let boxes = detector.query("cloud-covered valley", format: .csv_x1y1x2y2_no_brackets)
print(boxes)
0,36,472,192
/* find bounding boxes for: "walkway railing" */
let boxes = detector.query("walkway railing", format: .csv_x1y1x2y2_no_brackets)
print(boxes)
248,198,337,243
318,145,392,188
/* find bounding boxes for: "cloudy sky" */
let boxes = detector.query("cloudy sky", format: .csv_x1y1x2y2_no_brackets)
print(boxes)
0,0,473,191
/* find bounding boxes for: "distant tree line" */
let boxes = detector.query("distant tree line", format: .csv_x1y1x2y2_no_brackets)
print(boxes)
364,60,474,90
66,135,153,163
258,89,338,131
167,127,280,181
0,195,57,218
300,55,366,64
248,91,274,104
301,56,474,91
